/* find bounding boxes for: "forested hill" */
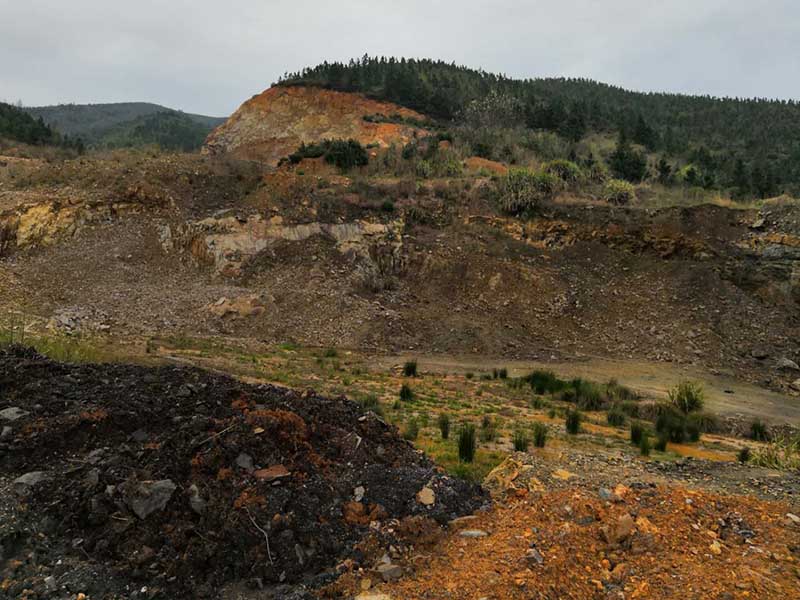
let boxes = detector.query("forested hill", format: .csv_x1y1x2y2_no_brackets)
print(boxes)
280,57,800,197
0,102,84,151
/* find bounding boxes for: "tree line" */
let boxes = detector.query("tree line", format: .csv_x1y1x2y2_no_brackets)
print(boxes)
280,56,800,198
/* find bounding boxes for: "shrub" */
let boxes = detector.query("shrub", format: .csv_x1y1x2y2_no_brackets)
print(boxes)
547,407,557,419
688,411,719,434
525,370,567,395
619,400,640,418
566,379,603,411
530,397,549,410
668,381,705,414
545,159,583,183
607,405,626,427
686,419,701,443
605,379,638,402
465,372,474,379
399,384,414,402
403,360,418,377
750,420,769,442
655,406,688,443
512,429,530,452
358,394,380,412
532,422,548,448
402,418,419,441
480,416,498,442
630,422,644,445
749,435,800,470
565,409,581,435
639,432,652,456
654,434,668,452
497,168,561,215
289,139,368,170
381,200,395,212
458,424,477,463
497,367,508,379
603,179,636,205
738,446,751,463
323,347,338,358
438,413,451,440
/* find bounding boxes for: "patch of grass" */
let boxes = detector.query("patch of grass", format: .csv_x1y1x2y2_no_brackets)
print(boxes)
402,418,420,441
606,404,626,427
565,409,581,435
399,383,414,402
655,405,688,443
403,360,418,377
480,416,498,442
437,413,451,439
630,422,645,445
668,381,705,414
530,396,550,410
523,370,568,395
323,347,338,358
639,432,651,456
750,420,769,442
458,424,477,463
749,435,800,470
738,446,751,463
512,429,530,452
1,334,108,364
654,434,668,452
465,372,474,379
532,422,548,448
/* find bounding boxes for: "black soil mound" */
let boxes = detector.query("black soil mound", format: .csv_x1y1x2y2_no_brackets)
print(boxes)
0,346,486,598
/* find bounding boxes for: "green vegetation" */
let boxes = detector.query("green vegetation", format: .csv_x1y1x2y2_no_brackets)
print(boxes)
458,424,477,463
512,429,530,452
23,102,224,151
606,404,626,427
738,446,751,463
1,102,84,151
497,169,560,214
480,416,498,442
639,432,652,456
402,418,420,441
281,56,800,198
437,413,451,440
630,422,645,445
654,434,668,452
403,360,418,377
750,420,769,442
669,381,705,414
532,422,548,448
565,409,581,435
286,139,369,170
399,383,414,401
603,178,636,205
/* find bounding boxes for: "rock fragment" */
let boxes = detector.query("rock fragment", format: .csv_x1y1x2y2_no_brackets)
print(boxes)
124,480,177,519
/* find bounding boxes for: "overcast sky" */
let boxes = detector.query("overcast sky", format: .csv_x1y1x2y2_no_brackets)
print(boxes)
2,1,798,116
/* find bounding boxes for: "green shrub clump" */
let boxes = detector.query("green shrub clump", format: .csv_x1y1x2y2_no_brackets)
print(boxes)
458,424,477,463
669,381,705,414
403,360,418,377
738,446,751,463
545,159,583,183
512,429,530,452
565,409,581,435
288,138,369,170
498,169,561,215
630,422,645,445
532,422,548,448
639,432,652,456
438,413,451,439
399,384,414,402
750,420,769,442
603,179,636,205
607,405,627,427
403,418,420,441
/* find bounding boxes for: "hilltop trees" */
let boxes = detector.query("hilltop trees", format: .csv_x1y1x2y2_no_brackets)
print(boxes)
279,56,800,199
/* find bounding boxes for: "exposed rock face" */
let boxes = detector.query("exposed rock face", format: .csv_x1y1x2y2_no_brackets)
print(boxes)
168,214,405,277
204,85,426,165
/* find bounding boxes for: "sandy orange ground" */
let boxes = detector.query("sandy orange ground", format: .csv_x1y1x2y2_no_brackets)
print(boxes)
337,486,799,600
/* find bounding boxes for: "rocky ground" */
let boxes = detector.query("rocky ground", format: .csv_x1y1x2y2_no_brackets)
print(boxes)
0,346,485,599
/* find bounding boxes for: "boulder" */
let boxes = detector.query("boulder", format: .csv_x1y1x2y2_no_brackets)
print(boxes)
13,471,51,496
0,407,28,421
124,480,177,519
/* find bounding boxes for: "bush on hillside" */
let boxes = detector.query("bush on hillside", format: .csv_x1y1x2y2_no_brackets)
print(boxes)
603,179,636,205
668,381,705,414
545,159,583,183
497,169,561,215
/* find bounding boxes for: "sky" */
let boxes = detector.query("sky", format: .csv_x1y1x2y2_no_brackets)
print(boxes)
2,1,799,117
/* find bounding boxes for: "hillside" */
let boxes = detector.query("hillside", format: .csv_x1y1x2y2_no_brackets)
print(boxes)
0,102,83,152
24,102,226,150
204,85,427,164
281,57,800,198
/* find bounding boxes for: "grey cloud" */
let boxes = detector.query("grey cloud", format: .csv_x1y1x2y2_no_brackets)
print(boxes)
0,0,797,116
